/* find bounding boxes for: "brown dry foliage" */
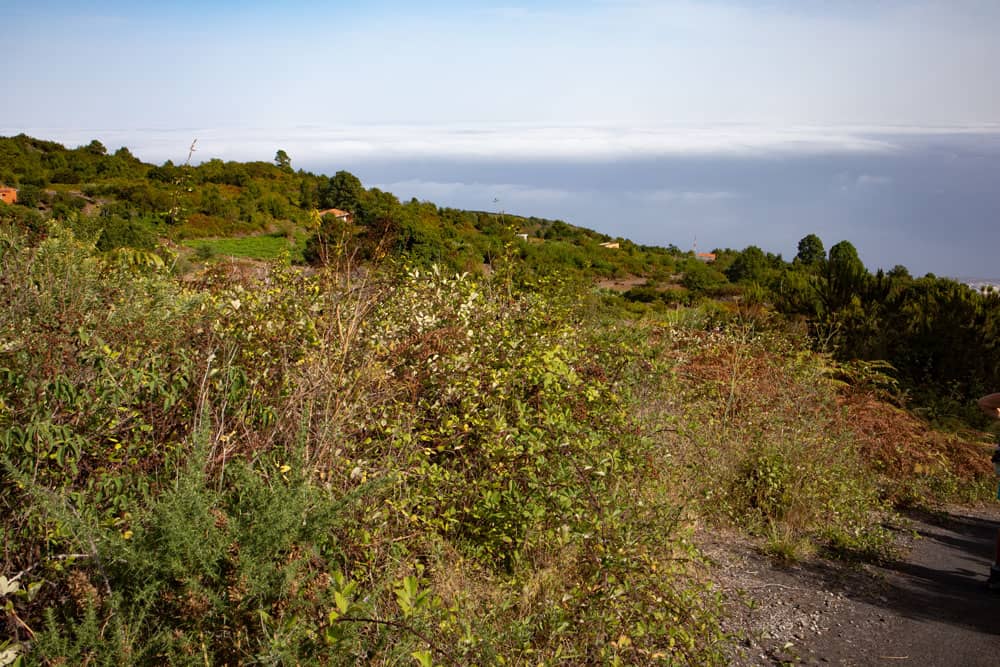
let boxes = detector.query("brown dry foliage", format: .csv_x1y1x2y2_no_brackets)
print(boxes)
838,389,993,492
656,324,992,510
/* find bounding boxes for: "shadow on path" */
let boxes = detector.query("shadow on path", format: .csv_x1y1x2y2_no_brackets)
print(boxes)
719,506,1000,665
809,508,1000,634
795,507,1000,665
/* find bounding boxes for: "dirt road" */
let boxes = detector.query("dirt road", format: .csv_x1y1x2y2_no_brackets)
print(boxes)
717,507,1000,665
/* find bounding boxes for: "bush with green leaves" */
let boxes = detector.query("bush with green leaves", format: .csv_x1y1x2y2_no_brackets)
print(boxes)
294,264,728,662
2,234,727,664
0,225,210,568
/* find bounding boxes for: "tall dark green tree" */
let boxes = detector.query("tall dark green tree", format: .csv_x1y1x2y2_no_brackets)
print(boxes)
887,264,912,281
274,149,292,172
794,234,825,267
822,240,867,312
298,177,320,209
322,170,363,212
85,139,107,156
303,211,353,265
725,245,769,284
355,188,402,258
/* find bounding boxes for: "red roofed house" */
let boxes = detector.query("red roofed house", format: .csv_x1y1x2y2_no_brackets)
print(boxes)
0,187,16,205
317,208,353,224
696,252,716,263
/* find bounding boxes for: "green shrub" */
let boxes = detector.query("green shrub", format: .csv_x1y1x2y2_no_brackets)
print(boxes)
95,215,157,251
194,242,215,260
184,234,299,261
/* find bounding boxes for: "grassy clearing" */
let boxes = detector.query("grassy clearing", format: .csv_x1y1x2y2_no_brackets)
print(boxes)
184,230,306,262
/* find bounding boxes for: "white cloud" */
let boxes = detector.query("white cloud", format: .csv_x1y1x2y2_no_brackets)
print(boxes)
8,123,999,168
835,171,895,194
0,124,938,166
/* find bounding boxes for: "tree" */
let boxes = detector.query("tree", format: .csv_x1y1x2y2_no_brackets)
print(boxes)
96,215,157,252
274,149,292,172
322,170,363,211
794,234,825,267
888,264,912,281
304,211,353,265
199,185,231,218
822,240,868,313
725,245,769,284
355,188,401,258
298,177,320,209
85,139,107,156
681,258,727,294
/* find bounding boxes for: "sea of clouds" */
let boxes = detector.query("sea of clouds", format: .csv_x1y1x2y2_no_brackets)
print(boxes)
8,123,999,165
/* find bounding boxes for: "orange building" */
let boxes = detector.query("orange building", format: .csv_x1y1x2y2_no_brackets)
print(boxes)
0,187,16,205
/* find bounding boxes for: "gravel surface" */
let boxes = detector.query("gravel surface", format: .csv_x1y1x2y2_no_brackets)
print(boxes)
704,506,1000,665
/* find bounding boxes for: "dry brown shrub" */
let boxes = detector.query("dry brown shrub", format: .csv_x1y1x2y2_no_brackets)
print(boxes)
838,390,993,495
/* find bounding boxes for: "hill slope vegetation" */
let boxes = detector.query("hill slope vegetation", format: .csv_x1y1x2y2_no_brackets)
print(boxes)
0,135,996,664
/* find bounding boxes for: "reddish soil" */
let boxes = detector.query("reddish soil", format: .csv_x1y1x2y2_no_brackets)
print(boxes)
594,276,684,292
595,276,648,292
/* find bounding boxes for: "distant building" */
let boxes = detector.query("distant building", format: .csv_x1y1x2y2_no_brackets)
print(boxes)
696,252,716,263
516,233,529,241
317,208,353,223
0,187,16,205
599,241,620,249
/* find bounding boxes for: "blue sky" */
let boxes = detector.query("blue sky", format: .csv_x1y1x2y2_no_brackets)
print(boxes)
6,0,999,128
3,1,1000,276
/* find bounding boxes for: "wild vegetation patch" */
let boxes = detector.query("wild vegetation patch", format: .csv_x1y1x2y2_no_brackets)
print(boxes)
1,229,729,665
838,391,994,504
629,323,891,559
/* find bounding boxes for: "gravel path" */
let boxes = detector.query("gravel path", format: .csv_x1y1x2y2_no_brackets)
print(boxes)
710,506,1000,665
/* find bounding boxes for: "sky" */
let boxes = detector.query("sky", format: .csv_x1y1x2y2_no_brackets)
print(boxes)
2,1,999,276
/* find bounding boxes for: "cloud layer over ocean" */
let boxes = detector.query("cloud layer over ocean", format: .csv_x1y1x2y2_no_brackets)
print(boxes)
8,124,1000,165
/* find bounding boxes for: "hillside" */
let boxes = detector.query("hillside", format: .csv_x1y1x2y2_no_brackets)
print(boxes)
0,133,687,283
1,134,998,664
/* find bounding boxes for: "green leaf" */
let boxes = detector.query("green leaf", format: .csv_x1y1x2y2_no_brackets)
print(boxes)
395,575,422,617
334,590,350,615
411,650,433,667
